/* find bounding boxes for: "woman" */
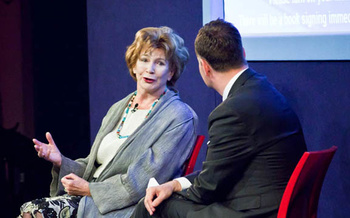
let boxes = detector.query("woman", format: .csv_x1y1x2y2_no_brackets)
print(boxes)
19,26,198,217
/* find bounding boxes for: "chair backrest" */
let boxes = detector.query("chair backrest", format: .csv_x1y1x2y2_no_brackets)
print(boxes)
183,135,205,176
277,146,338,218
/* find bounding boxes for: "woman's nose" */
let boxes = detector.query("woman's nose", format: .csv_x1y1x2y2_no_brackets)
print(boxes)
146,63,155,73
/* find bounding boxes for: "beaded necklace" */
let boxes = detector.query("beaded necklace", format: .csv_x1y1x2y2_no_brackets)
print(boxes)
116,88,167,139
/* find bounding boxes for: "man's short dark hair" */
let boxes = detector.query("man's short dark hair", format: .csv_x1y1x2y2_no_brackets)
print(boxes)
195,19,247,72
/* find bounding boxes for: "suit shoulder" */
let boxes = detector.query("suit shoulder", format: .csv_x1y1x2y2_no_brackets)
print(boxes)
224,77,290,119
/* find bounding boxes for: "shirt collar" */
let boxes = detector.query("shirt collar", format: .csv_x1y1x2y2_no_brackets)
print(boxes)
222,67,248,101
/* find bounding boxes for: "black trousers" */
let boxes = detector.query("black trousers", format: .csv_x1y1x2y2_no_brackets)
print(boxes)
131,193,199,218
131,193,279,218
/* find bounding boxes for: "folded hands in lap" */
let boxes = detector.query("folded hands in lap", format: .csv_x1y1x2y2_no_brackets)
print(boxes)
144,180,182,215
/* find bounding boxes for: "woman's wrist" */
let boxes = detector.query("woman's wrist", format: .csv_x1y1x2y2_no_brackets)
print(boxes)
86,182,91,196
53,155,62,168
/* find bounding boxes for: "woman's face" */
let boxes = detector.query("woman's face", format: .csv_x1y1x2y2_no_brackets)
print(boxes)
133,48,173,96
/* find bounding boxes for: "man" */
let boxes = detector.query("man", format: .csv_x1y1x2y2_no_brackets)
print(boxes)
131,19,307,218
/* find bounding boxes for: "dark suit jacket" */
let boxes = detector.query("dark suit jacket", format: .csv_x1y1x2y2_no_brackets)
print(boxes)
182,68,307,217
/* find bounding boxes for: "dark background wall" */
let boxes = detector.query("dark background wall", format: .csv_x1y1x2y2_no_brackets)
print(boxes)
31,0,90,161
1,0,90,216
1,0,349,217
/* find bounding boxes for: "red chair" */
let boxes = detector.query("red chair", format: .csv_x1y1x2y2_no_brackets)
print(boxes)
183,135,205,176
277,146,338,218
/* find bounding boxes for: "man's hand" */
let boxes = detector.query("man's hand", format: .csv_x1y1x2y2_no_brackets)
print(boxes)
144,180,182,215
61,173,91,196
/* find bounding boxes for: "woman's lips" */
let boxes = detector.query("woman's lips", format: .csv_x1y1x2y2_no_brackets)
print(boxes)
143,77,155,83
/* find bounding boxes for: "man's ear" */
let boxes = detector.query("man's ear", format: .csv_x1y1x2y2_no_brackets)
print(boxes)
201,58,212,77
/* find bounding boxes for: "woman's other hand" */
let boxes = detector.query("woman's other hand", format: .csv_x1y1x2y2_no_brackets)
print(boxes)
61,173,91,196
33,132,62,167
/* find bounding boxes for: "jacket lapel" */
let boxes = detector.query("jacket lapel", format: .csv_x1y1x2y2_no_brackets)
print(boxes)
228,68,256,97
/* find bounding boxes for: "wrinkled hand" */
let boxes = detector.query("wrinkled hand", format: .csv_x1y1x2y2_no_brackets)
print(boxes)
61,173,91,196
33,132,62,167
144,180,181,215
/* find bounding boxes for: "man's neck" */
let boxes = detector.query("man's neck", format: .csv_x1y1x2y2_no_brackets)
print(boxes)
213,65,248,96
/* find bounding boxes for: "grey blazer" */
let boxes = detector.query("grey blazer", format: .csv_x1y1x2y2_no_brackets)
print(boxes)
49,89,198,217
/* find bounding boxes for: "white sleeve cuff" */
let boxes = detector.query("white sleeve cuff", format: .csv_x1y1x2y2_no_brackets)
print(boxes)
147,177,160,188
174,177,192,191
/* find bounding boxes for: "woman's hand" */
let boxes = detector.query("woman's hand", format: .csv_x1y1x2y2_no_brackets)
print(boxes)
33,132,62,167
61,173,91,196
